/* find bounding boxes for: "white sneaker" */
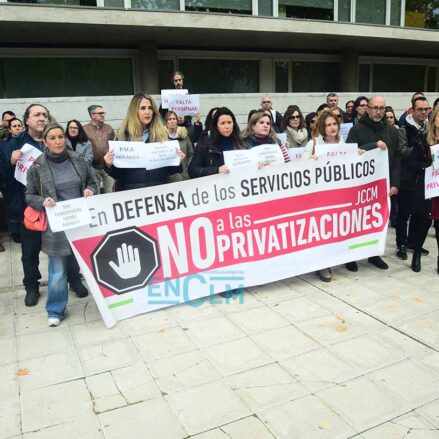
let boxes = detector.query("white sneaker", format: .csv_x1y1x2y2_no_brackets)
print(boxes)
48,317,61,327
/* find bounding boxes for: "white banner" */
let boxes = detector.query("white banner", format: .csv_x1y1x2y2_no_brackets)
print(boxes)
340,123,353,142
314,143,358,160
223,144,284,170
66,149,390,328
109,140,180,170
46,198,92,232
288,147,305,162
161,89,188,109
431,144,439,171
168,95,200,116
425,165,439,199
14,144,42,186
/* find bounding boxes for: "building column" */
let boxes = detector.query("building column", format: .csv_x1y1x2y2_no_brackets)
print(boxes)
137,42,159,95
260,58,275,93
341,52,359,93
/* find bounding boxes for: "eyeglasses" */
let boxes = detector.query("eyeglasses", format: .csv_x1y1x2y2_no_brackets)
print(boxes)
93,112,106,116
358,104,368,107
368,106,385,112
415,107,431,113
262,101,271,104
290,115,300,120
69,126,79,130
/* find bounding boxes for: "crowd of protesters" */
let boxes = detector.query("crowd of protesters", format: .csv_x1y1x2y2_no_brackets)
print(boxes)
1,70,439,326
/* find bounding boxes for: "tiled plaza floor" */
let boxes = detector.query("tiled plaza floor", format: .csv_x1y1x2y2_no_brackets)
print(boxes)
1,228,439,438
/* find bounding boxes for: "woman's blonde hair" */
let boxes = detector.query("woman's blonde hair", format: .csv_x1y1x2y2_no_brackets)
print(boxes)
241,111,277,142
427,106,439,146
118,93,168,142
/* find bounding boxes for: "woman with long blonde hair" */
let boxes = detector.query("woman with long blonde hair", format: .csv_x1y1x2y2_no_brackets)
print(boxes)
104,93,184,191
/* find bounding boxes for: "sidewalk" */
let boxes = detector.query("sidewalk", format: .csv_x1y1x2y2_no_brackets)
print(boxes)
1,228,439,439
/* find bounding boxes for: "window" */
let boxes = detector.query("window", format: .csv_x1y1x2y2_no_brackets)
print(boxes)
279,0,334,20
8,0,96,4
338,0,350,22
275,61,289,92
259,0,273,16
177,59,259,93
356,0,386,24
131,0,179,10
390,0,401,25
359,64,370,92
405,0,439,29
291,61,340,92
0,58,134,98
185,0,252,14
159,60,176,91
373,64,425,92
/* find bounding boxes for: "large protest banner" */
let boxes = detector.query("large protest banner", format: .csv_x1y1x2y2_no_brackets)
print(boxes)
65,149,390,327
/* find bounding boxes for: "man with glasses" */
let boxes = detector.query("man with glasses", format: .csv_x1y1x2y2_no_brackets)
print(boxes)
395,96,432,272
345,95,403,272
261,96,282,133
83,105,115,193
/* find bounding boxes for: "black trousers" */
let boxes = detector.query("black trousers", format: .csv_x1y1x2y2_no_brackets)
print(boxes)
19,224,81,291
395,190,431,252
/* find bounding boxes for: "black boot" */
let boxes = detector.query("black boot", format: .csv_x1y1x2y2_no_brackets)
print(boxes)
411,252,421,273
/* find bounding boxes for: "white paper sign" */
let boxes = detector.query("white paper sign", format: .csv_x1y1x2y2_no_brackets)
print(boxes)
110,140,180,170
431,144,439,171
314,143,358,160
161,89,188,109
46,198,92,232
425,166,439,199
223,150,256,169
14,144,42,186
288,147,305,162
340,123,353,141
253,143,285,165
168,95,200,116
276,133,287,145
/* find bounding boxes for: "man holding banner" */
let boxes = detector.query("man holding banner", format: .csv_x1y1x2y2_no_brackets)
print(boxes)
346,95,403,272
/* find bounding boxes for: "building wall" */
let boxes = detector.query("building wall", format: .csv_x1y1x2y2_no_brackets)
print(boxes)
0,92,431,130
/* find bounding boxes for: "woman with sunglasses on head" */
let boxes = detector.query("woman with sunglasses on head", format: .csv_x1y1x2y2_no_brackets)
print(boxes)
65,119,93,166
103,93,185,191
280,106,308,148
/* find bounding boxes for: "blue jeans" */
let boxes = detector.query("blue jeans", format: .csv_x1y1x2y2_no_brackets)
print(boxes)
47,256,69,318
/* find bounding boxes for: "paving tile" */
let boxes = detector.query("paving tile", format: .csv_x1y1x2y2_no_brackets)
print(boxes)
416,350,439,376
368,327,428,356
361,412,438,439
250,280,303,304
329,334,406,373
67,300,102,324
398,312,439,349
17,326,74,360
131,326,196,361
0,335,16,365
417,399,439,428
328,283,386,307
70,320,127,347
148,350,220,394
111,363,161,404
0,292,13,316
184,316,244,347
166,300,223,323
280,348,362,393
269,296,332,323
15,310,51,334
0,312,15,337
204,337,272,376
217,290,264,314
98,398,186,439
190,429,229,439
78,338,142,376
119,309,177,335
0,391,21,438
251,326,320,361
317,377,409,432
221,415,275,438
86,372,127,414
226,363,308,411
22,416,103,439
227,305,290,334
260,394,356,438
166,380,251,436
18,348,84,390
21,379,93,433
0,362,19,395
368,359,439,406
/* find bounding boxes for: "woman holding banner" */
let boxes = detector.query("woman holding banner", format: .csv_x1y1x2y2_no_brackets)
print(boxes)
103,94,185,191
427,106,439,274
188,107,243,177
164,110,194,182
26,123,98,327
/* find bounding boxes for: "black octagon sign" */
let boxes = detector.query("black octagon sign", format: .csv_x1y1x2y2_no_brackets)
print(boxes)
91,226,160,295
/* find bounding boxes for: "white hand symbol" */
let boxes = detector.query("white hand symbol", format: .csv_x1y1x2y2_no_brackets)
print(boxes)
109,243,141,279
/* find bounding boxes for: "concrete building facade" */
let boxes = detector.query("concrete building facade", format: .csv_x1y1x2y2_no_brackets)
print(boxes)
0,0,438,101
